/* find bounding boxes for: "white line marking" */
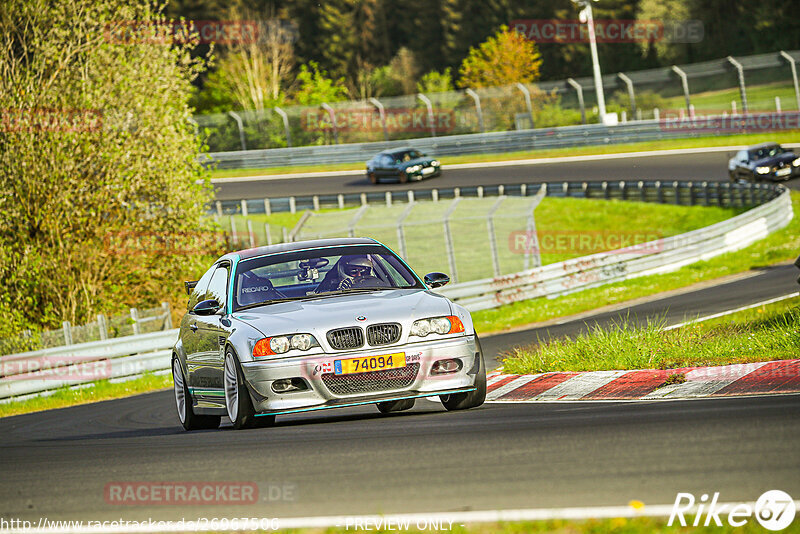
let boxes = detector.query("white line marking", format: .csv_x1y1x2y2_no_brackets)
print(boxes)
664,292,800,331
15,501,800,532
530,370,628,400
486,375,537,400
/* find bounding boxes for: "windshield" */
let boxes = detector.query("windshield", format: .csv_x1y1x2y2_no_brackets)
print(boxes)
749,145,784,160
233,245,424,310
394,150,423,162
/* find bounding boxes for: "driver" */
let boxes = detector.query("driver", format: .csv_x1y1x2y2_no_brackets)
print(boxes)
337,256,374,290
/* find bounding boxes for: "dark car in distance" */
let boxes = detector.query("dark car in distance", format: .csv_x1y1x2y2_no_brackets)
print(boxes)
366,148,441,184
728,142,799,182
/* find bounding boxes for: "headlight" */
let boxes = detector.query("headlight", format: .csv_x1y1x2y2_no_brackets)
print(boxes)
793,158,800,167
431,160,440,166
410,315,465,337
253,334,319,357
406,165,422,173
756,166,771,174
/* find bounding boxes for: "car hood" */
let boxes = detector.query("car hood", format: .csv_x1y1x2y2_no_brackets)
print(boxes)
400,157,434,169
231,289,452,338
753,153,796,166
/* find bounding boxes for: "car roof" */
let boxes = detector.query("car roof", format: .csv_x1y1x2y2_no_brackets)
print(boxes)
221,237,382,261
747,142,781,151
376,147,418,156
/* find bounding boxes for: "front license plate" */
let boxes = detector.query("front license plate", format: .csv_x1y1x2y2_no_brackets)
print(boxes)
776,168,791,176
421,166,434,175
334,353,405,375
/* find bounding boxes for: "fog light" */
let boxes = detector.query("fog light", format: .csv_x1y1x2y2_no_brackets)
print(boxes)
431,358,462,375
271,378,308,393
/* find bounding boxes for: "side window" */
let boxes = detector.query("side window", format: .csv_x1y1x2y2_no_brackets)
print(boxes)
205,265,230,310
381,155,392,166
187,266,216,310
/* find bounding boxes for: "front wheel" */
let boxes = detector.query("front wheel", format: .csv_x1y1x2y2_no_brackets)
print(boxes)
224,350,275,430
368,172,378,184
441,337,486,411
173,358,220,431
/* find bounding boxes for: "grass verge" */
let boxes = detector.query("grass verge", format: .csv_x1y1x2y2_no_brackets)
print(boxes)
208,131,800,179
502,295,800,374
472,191,799,334
0,372,172,418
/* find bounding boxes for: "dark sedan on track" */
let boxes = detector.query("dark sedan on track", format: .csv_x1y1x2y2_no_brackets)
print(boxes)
728,142,799,182
366,148,441,184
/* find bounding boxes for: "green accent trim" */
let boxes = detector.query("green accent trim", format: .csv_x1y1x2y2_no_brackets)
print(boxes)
227,254,240,313
188,387,225,397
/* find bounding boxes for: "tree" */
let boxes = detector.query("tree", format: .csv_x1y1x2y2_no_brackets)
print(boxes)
458,25,542,88
292,62,349,106
0,0,216,334
417,68,455,94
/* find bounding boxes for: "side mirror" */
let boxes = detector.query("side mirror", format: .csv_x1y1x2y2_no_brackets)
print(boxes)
184,280,198,295
192,299,221,315
424,272,450,288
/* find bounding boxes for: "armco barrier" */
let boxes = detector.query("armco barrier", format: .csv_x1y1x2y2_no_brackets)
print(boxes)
202,112,800,170
1,182,793,400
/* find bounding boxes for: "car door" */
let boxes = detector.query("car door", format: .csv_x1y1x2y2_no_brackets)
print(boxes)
376,154,394,178
187,262,231,401
734,150,749,179
181,265,216,371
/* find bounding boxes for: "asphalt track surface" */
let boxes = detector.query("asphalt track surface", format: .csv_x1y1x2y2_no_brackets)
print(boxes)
1,265,798,522
2,152,798,524
213,151,800,200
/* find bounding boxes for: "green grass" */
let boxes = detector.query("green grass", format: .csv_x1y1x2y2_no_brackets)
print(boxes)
660,81,799,113
472,191,800,334
502,295,800,374
0,372,172,418
285,516,800,533
208,131,800,179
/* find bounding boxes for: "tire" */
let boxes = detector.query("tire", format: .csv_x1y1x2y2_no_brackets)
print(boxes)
440,337,487,411
368,172,378,184
376,398,415,414
224,349,275,430
399,171,408,184
172,358,220,431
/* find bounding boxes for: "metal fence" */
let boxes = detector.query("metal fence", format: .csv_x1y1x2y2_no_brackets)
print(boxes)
0,181,790,400
2,303,173,357
195,50,800,155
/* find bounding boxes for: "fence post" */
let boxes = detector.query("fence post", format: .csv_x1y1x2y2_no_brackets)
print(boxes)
671,65,692,114
321,103,338,144
417,93,436,137
775,96,781,113
215,201,222,217
487,196,506,276
227,111,247,151
702,181,710,206
61,321,73,346
566,78,586,124
265,223,273,245
465,88,484,133
247,219,255,248
779,51,800,111
97,314,108,341
396,202,416,259
360,192,367,206
347,205,369,238
516,83,535,129
337,194,344,209
385,191,392,207
369,97,389,141
442,198,462,282
673,181,681,205
274,106,292,147
638,180,645,202
241,199,248,217
263,198,272,216
408,190,415,203
687,181,694,206
282,227,289,243
617,72,636,117
432,189,439,202
229,215,237,245
524,186,546,270
289,196,296,214
655,180,663,203
130,308,140,336
289,212,313,242
161,302,172,330
602,181,609,199
726,56,748,114
313,195,320,211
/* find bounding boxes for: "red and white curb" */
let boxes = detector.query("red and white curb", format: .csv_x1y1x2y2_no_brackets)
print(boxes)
486,359,800,402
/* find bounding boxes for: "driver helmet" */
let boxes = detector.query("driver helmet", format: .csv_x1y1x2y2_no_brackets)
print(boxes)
338,255,373,284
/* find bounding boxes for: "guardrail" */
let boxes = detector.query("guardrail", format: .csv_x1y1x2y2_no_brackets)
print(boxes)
439,183,793,310
202,111,800,170
1,181,792,400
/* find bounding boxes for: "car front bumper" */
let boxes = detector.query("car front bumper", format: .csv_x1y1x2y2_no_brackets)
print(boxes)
240,335,479,415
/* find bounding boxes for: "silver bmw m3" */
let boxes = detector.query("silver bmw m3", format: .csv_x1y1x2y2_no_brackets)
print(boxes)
172,237,486,430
